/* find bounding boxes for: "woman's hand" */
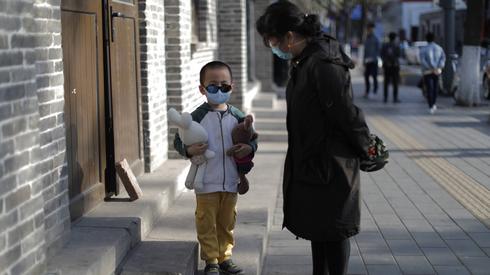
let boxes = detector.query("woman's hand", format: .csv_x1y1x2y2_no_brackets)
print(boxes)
186,143,208,157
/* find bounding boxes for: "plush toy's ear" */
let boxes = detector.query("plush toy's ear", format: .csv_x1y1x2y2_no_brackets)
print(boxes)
181,112,193,129
244,115,253,130
167,108,181,126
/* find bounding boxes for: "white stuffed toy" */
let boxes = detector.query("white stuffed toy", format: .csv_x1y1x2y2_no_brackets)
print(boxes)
168,108,215,190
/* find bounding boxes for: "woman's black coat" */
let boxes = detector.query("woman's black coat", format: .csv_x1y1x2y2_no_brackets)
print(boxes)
282,34,372,241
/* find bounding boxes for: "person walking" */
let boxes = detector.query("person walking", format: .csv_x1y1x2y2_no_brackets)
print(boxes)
363,22,380,98
420,32,446,114
380,32,401,103
256,2,375,274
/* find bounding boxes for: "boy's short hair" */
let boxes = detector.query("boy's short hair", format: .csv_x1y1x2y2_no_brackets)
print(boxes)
199,61,233,85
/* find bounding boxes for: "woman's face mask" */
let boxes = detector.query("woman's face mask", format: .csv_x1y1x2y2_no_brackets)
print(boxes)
269,35,305,60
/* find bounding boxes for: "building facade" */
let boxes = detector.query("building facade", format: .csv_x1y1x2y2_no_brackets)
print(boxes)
0,0,273,273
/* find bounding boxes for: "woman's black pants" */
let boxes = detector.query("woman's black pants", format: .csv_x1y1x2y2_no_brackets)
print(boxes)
311,238,350,275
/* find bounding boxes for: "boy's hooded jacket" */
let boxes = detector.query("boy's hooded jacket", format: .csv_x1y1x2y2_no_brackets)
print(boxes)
174,103,258,194
283,33,371,241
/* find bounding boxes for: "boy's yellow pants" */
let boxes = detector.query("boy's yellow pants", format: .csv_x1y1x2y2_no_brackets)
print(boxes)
195,192,237,264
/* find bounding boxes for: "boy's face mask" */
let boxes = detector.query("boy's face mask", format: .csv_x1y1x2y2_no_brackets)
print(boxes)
205,84,232,104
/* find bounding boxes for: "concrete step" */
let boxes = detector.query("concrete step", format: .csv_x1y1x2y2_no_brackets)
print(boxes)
257,130,288,142
252,93,276,108
254,118,286,131
252,108,286,119
46,160,190,275
120,241,198,275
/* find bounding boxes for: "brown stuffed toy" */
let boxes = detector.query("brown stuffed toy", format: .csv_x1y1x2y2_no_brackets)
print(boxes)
226,115,258,195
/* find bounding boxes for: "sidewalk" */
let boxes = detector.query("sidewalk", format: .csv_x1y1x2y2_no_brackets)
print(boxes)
262,77,490,275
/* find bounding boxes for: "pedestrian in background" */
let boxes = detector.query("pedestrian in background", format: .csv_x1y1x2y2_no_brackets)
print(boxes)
420,32,446,114
363,22,380,98
380,32,401,103
256,1,374,274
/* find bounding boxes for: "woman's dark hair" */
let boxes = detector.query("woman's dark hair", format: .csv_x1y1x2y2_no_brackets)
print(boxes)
256,1,322,47
388,32,397,41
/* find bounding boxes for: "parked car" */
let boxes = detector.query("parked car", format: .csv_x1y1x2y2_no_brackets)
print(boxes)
405,41,428,65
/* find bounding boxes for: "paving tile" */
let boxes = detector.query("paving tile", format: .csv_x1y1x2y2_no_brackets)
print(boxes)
446,239,486,257
459,256,490,275
395,255,435,274
347,255,367,275
412,232,448,248
469,232,490,248
365,264,402,275
421,247,461,266
387,239,423,256
433,265,471,275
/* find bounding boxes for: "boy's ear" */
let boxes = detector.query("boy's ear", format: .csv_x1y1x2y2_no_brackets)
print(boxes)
199,85,206,95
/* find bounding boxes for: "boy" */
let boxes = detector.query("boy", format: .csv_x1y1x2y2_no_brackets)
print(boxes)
174,61,257,275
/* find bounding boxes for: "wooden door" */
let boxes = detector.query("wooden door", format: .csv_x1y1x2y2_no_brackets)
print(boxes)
61,0,107,220
108,0,144,190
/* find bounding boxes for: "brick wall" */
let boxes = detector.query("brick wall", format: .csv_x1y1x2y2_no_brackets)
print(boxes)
218,0,248,110
165,0,218,158
254,0,274,93
1,0,48,273
139,0,168,172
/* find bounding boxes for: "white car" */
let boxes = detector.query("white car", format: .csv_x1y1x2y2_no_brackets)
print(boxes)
405,41,428,65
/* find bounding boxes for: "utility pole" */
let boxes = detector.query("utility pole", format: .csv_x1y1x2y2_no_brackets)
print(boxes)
455,0,485,106
439,0,456,96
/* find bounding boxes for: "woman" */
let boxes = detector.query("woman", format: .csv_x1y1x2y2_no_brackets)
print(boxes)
256,2,373,275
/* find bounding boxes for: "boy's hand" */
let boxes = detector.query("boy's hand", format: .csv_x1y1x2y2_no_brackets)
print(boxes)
230,143,252,159
186,143,208,157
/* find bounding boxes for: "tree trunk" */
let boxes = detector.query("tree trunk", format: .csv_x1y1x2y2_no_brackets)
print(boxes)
455,0,485,106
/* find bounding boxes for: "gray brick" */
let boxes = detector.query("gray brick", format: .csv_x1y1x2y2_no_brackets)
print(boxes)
6,0,32,14
34,6,52,18
8,218,34,247
0,245,21,270
0,140,15,160
48,48,62,60
10,68,36,82
4,151,30,175
0,14,22,31
15,132,39,151
0,234,5,251
0,70,9,83
11,249,36,275
0,211,18,234
11,34,37,48
0,34,7,48
0,104,12,118
0,83,26,101
0,51,23,67
5,184,31,211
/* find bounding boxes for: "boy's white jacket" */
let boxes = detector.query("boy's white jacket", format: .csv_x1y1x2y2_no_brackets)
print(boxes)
173,103,258,194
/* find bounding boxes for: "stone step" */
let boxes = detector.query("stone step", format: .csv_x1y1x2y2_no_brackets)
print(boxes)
257,130,288,142
255,118,286,131
252,108,286,119
120,241,198,275
46,160,191,275
252,93,276,108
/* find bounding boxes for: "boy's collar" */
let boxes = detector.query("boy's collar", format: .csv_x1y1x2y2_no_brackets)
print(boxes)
198,102,230,112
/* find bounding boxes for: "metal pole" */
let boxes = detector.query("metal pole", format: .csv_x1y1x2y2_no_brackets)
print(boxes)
440,0,456,95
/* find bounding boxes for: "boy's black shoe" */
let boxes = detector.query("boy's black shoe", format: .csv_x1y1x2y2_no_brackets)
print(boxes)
204,263,220,275
219,259,244,274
